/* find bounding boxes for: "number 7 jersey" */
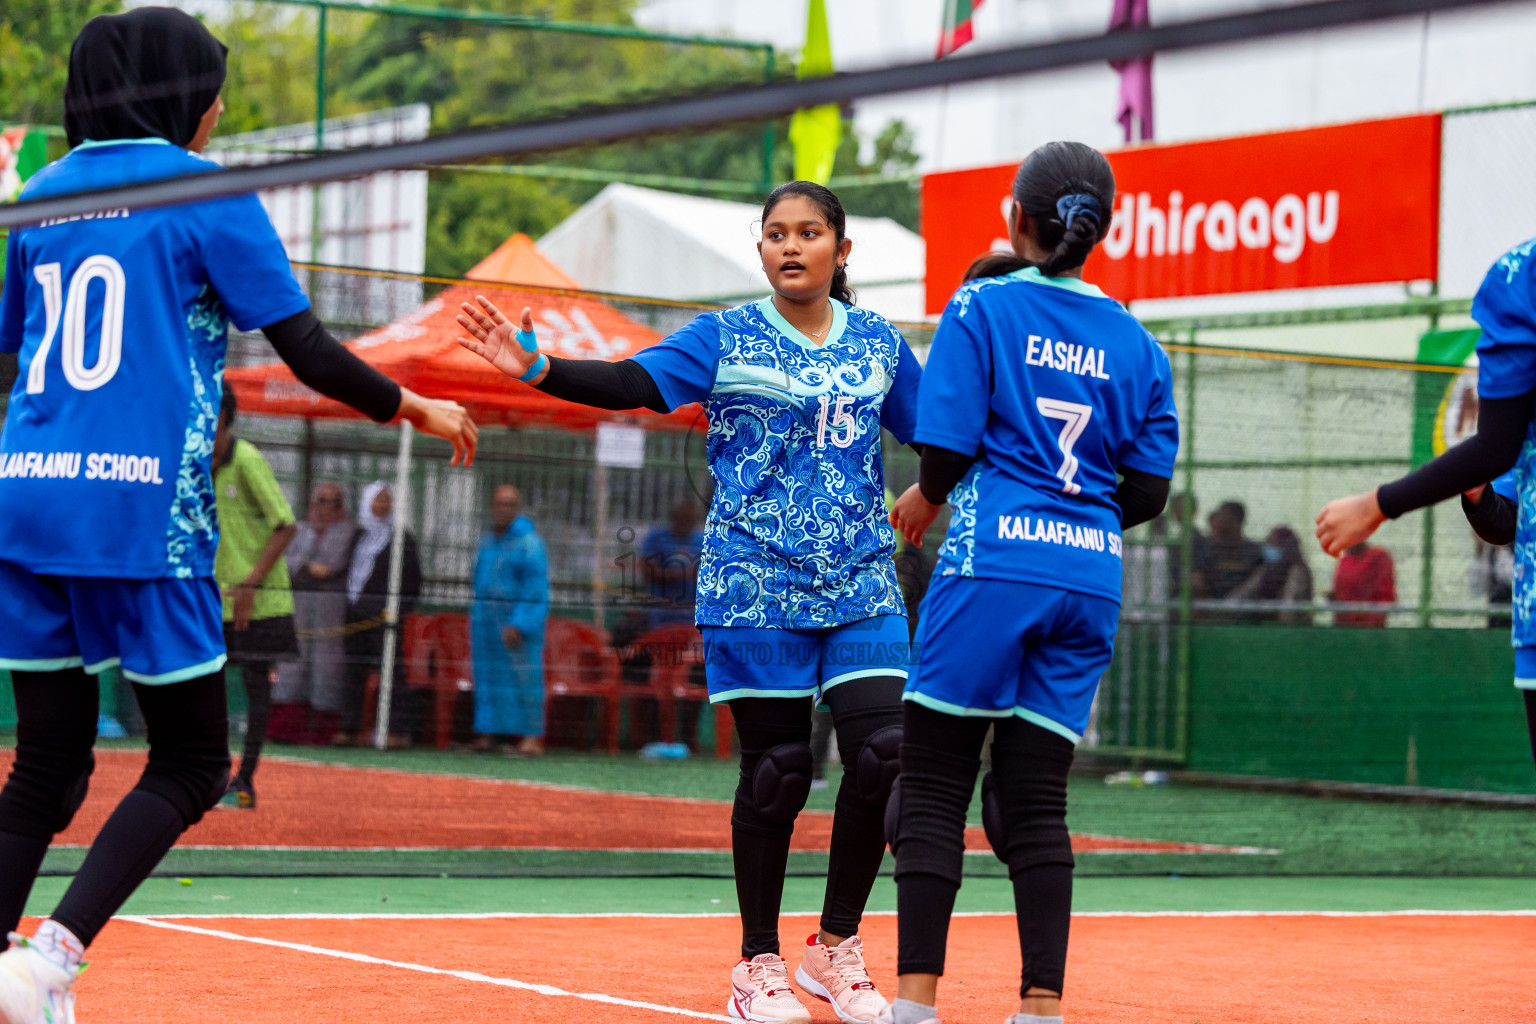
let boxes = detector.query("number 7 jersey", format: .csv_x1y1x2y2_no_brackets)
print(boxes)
917,267,1179,603
0,139,309,579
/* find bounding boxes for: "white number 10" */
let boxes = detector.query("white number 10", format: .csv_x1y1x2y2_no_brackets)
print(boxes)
1036,397,1093,495
27,255,127,395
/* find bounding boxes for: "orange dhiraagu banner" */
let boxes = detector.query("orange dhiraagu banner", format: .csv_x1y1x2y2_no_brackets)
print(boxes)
921,114,1442,314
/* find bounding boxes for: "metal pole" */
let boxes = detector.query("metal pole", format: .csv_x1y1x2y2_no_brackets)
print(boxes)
373,421,414,750
1174,336,1197,763
592,460,608,628
309,3,328,271
759,48,777,195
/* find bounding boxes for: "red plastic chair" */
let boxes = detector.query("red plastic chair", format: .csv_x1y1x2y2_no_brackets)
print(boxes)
635,623,732,758
543,616,622,754
424,614,473,750
361,613,439,744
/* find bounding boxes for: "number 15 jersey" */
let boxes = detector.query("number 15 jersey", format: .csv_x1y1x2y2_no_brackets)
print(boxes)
917,267,1179,604
0,138,309,579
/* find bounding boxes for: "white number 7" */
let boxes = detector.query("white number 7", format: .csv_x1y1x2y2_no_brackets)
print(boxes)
1036,397,1093,495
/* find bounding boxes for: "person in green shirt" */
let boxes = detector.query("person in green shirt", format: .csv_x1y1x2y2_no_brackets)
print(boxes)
212,388,298,808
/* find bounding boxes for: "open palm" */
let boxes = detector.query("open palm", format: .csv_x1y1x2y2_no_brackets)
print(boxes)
456,295,537,380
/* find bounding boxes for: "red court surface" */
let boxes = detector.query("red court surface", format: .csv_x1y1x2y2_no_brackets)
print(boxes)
48,911,1533,1023
12,750,1254,855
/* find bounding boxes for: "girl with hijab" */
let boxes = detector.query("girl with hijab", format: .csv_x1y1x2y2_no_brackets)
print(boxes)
1229,526,1314,623
337,482,423,747
0,9,476,1018
273,483,357,743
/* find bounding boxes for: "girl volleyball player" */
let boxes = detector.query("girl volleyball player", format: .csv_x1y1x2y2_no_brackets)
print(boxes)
457,181,920,1023
0,11,476,1023
883,142,1179,1024
1318,236,1536,774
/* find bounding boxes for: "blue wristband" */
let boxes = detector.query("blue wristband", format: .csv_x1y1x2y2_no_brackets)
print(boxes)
515,328,539,353
517,353,548,384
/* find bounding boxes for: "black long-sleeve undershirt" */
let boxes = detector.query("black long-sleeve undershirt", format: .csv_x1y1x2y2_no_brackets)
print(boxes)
917,443,1169,529
1463,488,1518,546
533,356,670,414
1377,389,1536,519
259,309,400,423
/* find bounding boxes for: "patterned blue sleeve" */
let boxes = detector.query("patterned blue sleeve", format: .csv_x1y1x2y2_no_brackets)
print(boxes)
0,229,23,354
199,194,312,332
629,313,722,411
1119,339,1180,477
1474,239,1536,400
1493,469,1517,502
879,330,922,445
913,290,991,456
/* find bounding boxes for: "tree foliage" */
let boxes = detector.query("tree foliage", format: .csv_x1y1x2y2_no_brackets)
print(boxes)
0,1,123,126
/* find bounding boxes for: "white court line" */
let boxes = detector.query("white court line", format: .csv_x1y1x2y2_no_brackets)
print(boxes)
127,909,1536,921
118,916,737,1022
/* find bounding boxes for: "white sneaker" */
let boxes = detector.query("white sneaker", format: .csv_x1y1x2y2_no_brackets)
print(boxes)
728,954,812,1022
795,934,888,1022
0,934,79,1024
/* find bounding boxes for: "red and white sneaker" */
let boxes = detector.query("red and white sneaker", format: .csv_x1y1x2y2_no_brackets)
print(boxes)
729,954,812,1022
795,933,889,1023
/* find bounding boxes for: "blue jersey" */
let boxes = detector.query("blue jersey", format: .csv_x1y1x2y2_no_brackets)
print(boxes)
918,267,1179,603
632,298,921,629
0,139,309,579
1473,238,1536,652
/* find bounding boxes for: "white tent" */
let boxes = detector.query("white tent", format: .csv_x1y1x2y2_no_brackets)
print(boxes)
539,183,927,320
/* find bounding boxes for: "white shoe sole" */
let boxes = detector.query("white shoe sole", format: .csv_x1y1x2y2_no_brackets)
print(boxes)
726,994,812,1023
793,965,885,1024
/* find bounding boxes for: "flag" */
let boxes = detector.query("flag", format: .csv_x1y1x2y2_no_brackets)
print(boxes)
1109,0,1154,143
1410,328,1482,467
937,0,986,58
788,0,841,185
0,127,47,204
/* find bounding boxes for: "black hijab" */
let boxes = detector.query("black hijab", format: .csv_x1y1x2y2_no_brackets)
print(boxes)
64,8,228,149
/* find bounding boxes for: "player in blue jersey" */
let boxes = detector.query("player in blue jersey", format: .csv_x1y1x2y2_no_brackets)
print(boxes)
1319,237,1536,778
457,181,920,1023
0,11,476,1022
881,142,1179,1024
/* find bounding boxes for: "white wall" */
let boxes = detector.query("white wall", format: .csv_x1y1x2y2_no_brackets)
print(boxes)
636,1,1536,173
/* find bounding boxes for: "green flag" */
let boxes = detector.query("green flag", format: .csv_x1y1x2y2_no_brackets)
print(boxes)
1410,327,1482,467
938,0,987,57
788,0,840,185
1,128,47,203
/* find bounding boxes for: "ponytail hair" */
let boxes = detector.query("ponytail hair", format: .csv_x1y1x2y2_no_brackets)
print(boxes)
962,252,1029,282
1009,141,1116,277
762,180,856,306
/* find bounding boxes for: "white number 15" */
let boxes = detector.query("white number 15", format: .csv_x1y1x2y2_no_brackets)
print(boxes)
1036,397,1092,495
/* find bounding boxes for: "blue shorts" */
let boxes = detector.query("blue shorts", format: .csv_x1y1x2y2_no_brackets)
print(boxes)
1516,648,1536,690
905,575,1119,744
701,614,911,704
0,560,226,684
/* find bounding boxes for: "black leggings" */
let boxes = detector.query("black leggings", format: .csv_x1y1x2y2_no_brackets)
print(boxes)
231,660,272,784
731,675,903,959
0,668,230,946
892,702,1076,996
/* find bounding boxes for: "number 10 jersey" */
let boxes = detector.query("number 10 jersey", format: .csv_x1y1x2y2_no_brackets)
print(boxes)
0,139,309,579
917,268,1179,604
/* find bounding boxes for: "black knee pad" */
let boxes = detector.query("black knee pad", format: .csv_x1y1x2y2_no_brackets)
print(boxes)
137,742,231,827
856,724,902,806
55,750,95,832
883,778,902,846
980,771,1007,864
750,742,813,826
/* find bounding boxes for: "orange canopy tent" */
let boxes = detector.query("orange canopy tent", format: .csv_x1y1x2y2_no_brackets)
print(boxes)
224,234,700,432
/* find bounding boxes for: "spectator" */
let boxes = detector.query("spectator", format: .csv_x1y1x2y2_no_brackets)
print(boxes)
1164,492,1207,600
1332,541,1396,628
335,481,423,748
1194,500,1264,600
1229,526,1314,623
471,485,550,756
641,500,704,628
272,482,355,743
212,389,297,809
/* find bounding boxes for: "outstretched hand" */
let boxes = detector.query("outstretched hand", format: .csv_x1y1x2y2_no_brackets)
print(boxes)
397,387,478,467
456,295,545,383
1315,489,1386,557
890,483,942,548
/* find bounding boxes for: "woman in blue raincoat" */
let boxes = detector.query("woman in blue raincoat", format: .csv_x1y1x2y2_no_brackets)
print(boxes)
471,483,549,755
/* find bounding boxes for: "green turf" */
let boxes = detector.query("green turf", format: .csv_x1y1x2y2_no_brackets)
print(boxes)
24,875,1536,918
